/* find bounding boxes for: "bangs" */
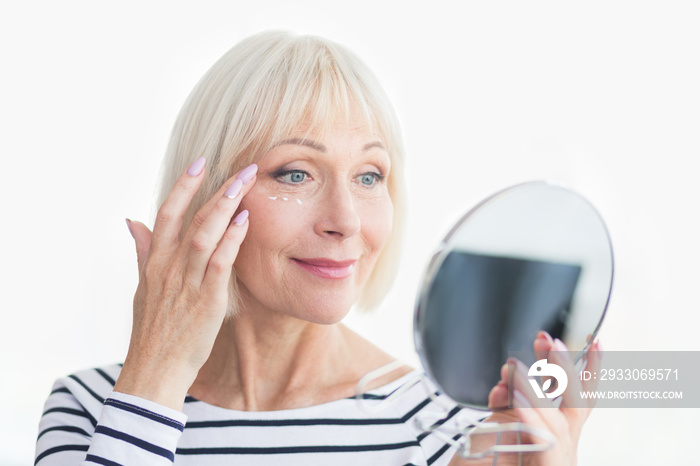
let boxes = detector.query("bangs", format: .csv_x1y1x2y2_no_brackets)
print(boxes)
243,37,381,160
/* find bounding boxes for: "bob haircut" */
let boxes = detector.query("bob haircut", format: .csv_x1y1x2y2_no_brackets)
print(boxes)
157,30,406,315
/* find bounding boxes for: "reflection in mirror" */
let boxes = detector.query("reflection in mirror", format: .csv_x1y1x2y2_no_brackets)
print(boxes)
415,182,613,410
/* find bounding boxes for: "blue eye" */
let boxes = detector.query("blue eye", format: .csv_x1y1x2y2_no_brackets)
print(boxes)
357,172,382,187
278,170,308,184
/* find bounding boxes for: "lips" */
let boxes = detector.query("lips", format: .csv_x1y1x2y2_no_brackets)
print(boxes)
292,258,357,279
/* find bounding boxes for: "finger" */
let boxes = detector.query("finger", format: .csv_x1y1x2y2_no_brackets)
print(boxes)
534,331,555,393
511,389,555,446
582,340,603,407
548,339,592,430
200,209,250,305
183,162,258,231
487,363,510,409
151,157,207,252
509,358,565,432
183,165,257,284
126,219,152,274
534,330,554,361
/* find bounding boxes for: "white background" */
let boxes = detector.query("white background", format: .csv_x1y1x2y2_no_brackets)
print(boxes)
2,1,699,464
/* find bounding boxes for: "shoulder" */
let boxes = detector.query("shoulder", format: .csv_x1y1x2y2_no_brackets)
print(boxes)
44,364,123,424
54,364,123,399
338,324,415,388
36,364,124,464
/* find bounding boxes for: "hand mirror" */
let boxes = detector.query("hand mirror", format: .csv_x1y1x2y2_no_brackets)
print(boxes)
414,181,614,410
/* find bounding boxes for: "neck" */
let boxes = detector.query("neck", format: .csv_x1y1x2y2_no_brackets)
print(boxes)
190,305,355,411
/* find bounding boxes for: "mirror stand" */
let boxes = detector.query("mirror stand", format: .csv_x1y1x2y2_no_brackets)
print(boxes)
456,421,555,461
355,362,558,464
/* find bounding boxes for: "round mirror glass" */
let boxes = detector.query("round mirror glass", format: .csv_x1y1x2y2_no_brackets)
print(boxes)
414,182,614,410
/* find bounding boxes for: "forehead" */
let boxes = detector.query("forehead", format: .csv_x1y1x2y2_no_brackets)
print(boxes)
279,112,384,146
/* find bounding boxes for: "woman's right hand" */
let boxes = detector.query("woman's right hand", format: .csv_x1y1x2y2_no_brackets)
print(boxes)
114,158,257,411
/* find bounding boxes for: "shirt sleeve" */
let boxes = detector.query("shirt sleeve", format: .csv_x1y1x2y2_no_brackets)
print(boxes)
36,377,187,465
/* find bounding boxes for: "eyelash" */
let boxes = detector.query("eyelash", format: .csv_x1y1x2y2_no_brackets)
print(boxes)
274,169,385,188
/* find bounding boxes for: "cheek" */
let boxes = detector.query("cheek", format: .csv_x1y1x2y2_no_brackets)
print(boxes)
237,191,309,263
361,197,394,254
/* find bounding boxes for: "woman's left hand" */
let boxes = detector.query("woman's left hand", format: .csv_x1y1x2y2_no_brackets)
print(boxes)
449,332,602,465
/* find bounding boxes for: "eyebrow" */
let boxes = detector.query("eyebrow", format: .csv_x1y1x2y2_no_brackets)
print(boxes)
275,138,326,152
363,141,386,151
274,138,387,153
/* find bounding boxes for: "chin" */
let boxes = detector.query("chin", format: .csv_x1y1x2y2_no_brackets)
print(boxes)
291,295,356,325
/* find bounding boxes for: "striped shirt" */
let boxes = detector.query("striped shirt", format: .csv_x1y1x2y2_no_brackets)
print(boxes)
36,364,486,465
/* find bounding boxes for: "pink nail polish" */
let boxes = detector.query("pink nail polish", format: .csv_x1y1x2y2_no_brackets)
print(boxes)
187,157,206,176
233,209,249,226
553,338,572,361
125,218,134,238
225,179,243,199
237,164,258,184
554,338,568,352
509,358,528,378
538,330,554,344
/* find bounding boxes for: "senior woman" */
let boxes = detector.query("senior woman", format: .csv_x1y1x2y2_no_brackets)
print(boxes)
36,31,599,465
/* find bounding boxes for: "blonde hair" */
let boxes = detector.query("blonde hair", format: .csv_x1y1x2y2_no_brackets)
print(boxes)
157,30,406,314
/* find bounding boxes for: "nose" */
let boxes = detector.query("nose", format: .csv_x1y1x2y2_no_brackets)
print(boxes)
314,181,361,240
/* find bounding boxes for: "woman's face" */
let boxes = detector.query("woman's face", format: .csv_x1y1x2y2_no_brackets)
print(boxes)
234,116,393,324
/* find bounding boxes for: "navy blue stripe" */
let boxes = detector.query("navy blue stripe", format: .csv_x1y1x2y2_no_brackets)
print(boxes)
177,440,420,455
37,425,90,440
95,368,116,386
353,393,388,400
417,406,466,442
187,394,438,429
95,425,174,461
42,407,97,428
50,387,71,396
427,433,462,465
186,416,404,428
400,394,436,422
34,444,89,465
104,398,184,431
185,393,390,402
85,454,124,466
69,374,105,404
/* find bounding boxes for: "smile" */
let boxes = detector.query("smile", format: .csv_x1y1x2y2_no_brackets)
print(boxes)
292,258,357,280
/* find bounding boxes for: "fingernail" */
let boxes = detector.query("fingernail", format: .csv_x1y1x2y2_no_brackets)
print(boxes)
537,330,554,344
509,358,528,378
187,157,206,176
125,218,134,238
233,209,249,226
513,389,532,408
499,363,508,384
554,338,571,360
595,339,603,353
237,163,258,184
225,179,243,199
